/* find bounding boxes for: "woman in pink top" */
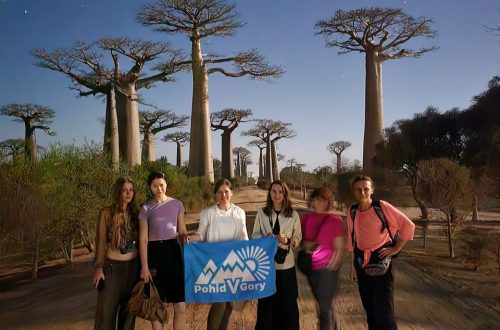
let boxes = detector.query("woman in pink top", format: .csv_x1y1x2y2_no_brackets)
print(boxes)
300,187,344,330
347,175,415,330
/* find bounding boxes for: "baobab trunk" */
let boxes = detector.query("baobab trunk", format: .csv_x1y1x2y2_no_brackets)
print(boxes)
258,148,264,179
142,130,156,162
271,141,279,180
265,138,272,181
116,83,141,166
336,154,342,174
221,131,234,179
188,38,214,183
104,85,119,167
24,123,37,162
176,141,183,167
363,52,384,175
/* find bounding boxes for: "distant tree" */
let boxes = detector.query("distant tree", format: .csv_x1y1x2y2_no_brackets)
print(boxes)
234,147,252,177
242,120,295,181
211,108,252,179
418,158,470,258
33,38,187,166
0,138,25,161
138,0,284,182
140,109,189,162
248,139,266,179
313,165,335,186
316,7,438,175
327,140,351,173
163,132,190,167
0,104,55,162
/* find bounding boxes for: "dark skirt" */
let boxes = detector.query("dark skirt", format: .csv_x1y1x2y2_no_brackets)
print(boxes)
148,239,185,303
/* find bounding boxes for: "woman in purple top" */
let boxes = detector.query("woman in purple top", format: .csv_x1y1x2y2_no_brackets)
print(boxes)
300,187,345,330
138,171,188,330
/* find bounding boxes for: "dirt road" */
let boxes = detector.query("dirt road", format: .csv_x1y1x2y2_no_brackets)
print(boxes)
0,186,498,329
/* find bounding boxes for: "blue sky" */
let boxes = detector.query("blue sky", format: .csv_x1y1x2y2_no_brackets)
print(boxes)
0,0,499,174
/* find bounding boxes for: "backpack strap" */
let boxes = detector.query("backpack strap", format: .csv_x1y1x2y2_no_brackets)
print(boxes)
350,200,395,247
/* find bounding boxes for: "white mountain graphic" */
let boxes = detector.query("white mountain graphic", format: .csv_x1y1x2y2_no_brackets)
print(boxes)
212,250,256,283
195,259,217,284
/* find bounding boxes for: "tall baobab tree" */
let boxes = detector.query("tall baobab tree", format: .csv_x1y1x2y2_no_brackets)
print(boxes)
211,108,252,179
315,7,437,175
270,126,296,180
242,120,295,181
163,131,190,167
248,139,266,180
140,109,189,162
138,0,284,182
0,104,55,162
33,38,187,166
327,140,352,173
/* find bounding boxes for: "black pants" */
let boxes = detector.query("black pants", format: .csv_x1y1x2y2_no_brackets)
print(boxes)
255,267,299,330
355,260,397,330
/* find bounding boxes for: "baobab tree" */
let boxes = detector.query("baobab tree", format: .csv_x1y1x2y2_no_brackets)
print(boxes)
248,139,266,179
163,131,190,167
270,126,296,180
242,119,295,181
33,38,187,166
315,7,437,175
233,146,252,177
140,109,189,162
211,108,252,179
0,104,55,162
0,138,25,161
327,140,352,173
138,0,284,182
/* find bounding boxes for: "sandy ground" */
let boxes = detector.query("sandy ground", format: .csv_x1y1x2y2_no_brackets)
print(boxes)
1,186,499,329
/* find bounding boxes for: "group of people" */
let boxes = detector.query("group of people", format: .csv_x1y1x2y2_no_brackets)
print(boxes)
92,172,415,330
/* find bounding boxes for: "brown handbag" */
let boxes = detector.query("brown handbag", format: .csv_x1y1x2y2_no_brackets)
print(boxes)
128,279,168,324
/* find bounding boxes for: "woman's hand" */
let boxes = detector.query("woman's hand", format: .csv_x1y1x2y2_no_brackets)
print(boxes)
92,267,105,288
275,233,288,245
141,267,151,283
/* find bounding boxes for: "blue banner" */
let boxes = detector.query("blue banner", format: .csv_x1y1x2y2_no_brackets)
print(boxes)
184,237,277,303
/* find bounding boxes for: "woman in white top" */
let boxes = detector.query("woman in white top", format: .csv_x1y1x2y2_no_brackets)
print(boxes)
188,178,248,330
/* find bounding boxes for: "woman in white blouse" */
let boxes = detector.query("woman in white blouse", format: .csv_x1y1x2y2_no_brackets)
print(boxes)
188,178,248,330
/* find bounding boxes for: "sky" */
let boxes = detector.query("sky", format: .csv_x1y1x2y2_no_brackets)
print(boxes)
0,0,499,175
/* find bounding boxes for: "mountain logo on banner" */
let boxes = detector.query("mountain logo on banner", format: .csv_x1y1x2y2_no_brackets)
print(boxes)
194,245,271,294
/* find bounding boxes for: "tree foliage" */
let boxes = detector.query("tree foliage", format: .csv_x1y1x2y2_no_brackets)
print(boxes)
418,158,470,258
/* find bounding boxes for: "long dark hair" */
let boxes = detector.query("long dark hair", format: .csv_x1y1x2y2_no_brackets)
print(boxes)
263,180,293,218
109,176,138,248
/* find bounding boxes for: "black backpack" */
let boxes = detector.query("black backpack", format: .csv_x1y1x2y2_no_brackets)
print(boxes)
349,200,400,250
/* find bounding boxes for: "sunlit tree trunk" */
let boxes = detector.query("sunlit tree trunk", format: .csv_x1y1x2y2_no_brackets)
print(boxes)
364,51,384,175
24,122,37,162
258,148,264,179
271,141,279,180
116,83,141,166
221,130,233,179
189,37,214,182
142,129,156,162
104,85,119,167
265,138,272,181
